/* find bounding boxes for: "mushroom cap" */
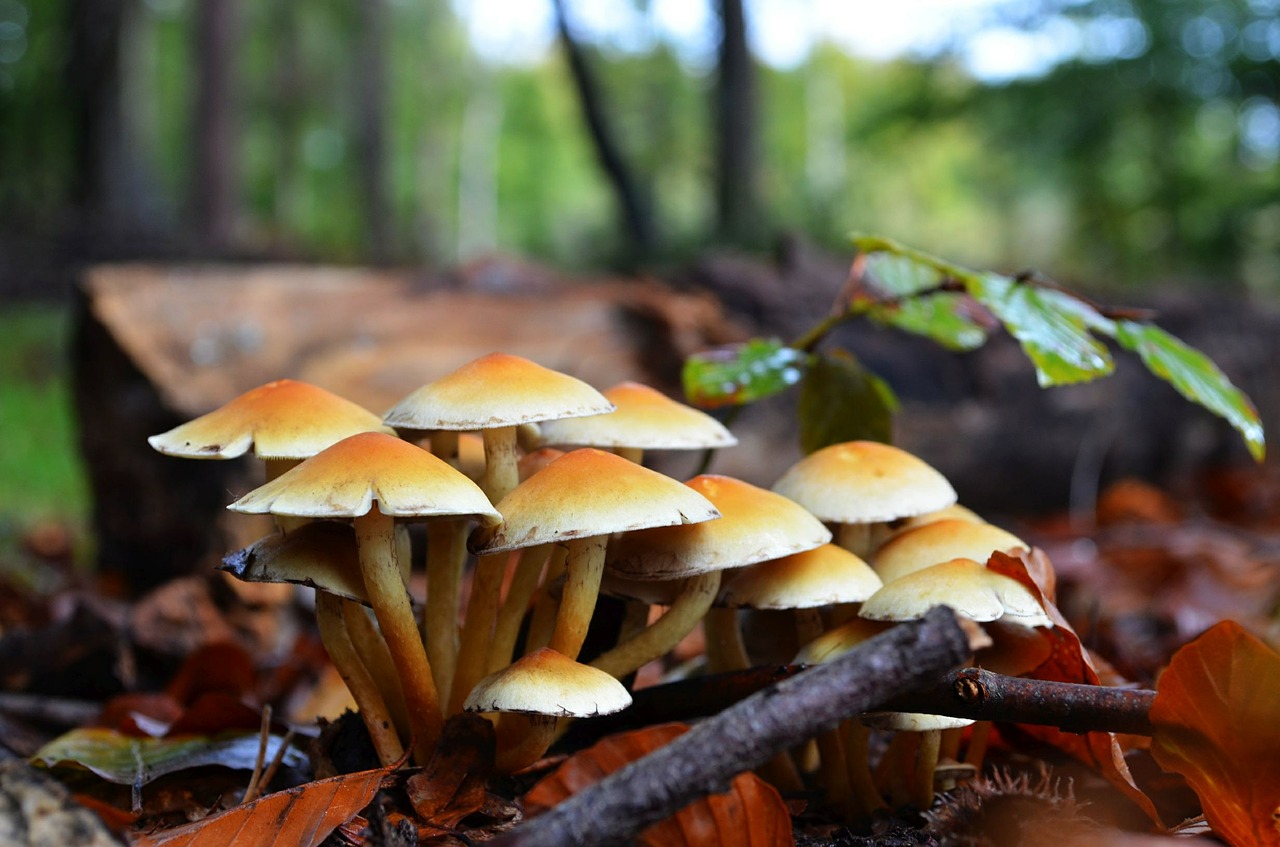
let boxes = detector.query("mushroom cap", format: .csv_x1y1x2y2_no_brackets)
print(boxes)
885,504,984,540
470,449,720,554
148,379,388,460
718,544,882,609
382,353,614,432
538,381,737,451
772,441,956,524
220,521,394,605
606,475,832,581
229,431,501,523
793,617,891,665
873,520,1027,584
861,711,974,731
463,647,632,718
859,557,1053,625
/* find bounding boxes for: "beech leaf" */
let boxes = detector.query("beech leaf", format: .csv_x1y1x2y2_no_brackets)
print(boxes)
865,293,989,351
131,763,396,847
1114,321,1265,461
682,339,807,409
524,723,794,847
1150,621,1280,847
797,349,897,453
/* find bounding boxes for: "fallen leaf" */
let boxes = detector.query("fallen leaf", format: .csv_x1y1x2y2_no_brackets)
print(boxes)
32,728,304,804
131,763,396,847
406,714,494,829
525,722,794,847
1150,621,1280,847
987,551,1160,825
166,642,257,704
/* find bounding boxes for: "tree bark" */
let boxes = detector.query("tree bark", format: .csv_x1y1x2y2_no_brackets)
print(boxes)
192,0,241,252
356,0,392,263
714,0,760,244
551,0,656,259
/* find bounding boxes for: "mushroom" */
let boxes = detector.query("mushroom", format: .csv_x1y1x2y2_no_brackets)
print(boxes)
601,475,831,680
881,503,985,541
383,354,614,713
538,381,736,464
872,519,1028,584
468,448,719,732
464,647,631,773
230,431,500,761
772,441,956,559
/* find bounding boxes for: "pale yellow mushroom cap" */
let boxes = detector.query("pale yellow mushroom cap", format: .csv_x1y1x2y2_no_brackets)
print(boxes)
606,474,831,581
220,521,391,605
873,519,1027,584
463,647,632,718
470,448,720,554
718,544,882,609
539,381,736,451
229,431,501,523
859,557,1052,626
773,441,956,524
861,711,974,731
883,504,985,541
383,352,614,432
148,379,388,460
793,618,891,665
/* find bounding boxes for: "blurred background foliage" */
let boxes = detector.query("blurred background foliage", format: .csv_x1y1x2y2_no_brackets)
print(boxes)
3,0,1280,293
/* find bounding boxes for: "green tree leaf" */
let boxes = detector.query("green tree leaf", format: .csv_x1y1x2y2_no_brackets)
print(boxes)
1114,321,1265,461
682,339,807,409
866,293,989,352
966,272,1115,386
797,350,899,454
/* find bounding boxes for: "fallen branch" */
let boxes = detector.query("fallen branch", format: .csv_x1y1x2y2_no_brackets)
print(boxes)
567,666,1155,745
491,606,970,847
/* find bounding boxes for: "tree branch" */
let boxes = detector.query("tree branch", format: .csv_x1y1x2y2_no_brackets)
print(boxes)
491,606,970,847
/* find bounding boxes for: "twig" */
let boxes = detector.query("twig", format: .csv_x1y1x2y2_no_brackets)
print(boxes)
490,606,970,847
568,666,1155,745
241,705,272,804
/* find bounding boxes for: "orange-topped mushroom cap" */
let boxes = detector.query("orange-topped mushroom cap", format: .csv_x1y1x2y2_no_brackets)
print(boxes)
773,441,956,524
873,519,1027,584
149,379,388,460
719,543,882,609
607,475,831,581
383,353,614,432
229,431,500,523
471,448,720,554
539,381,736,450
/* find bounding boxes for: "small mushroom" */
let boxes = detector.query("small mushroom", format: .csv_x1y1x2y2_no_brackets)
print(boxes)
872,519,1027,584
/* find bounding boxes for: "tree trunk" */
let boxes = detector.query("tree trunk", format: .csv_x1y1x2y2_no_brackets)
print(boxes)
714,0,760,245
551,0,656,260
192,0,240,252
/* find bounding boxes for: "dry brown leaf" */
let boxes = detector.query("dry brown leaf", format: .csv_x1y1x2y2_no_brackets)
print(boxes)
987,550,1160,825
1150,621,1280,847
406,714,494,830
131,763,395,847
525,722,794,847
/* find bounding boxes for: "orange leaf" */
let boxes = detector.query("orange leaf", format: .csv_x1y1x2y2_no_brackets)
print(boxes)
987,551,1160,824
525,723,793,847
1150,621,1280,847
132,764,395,847
406,714,494,829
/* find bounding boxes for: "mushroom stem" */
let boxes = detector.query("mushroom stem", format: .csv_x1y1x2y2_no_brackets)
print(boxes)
617,599,650,644
449,550,509,714
836,522,874,560
343,599,411,743
487,544,557,673
616,446,645,464
589,571,721,679
315,593,404,765
842,720,888,817
264,459,306,532
430,431,459,464
548,536,608,660
481,425,520,503
494,713,558,774
524,552,568,653
425,518,468,707
703,607,751,673
354,507,440,761
913,729,942,810
795,608,857,815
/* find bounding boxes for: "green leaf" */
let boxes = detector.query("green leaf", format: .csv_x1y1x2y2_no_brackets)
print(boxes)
32,728,306,796
797,350,899,454
1114,321,1265,461
866,293,989,351
682,339,807,409
967,273,1114,386
859,252,951,297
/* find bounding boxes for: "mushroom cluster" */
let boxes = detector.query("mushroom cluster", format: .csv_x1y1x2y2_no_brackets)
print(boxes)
150,363,1055,819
